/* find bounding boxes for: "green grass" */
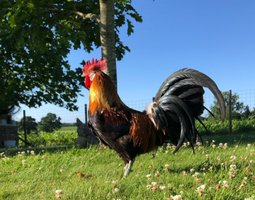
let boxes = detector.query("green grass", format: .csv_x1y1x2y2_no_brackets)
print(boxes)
1,132,255,199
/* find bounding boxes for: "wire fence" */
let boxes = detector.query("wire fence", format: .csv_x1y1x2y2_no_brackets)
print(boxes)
1,89,255,147
100,89,255,118
11,89,255,124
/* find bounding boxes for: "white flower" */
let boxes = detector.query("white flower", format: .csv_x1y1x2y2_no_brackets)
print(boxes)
146,174,151,178
229,164,237,178
182,171,187,176
151,182,158,187
22,160,26,166
190,168,195,173
192,172,200,178
113,188,120,193
230,164,237,170
222,180,229,188
164,164,170,169
239,177,248,189
154,171,160,177
169,194,183,200
230,155,237,162
55,189,63,199
196,142,202,146
147,182,158,192
111,180,117,188
18,151,26,156
196,184,206,196
159,185,166,190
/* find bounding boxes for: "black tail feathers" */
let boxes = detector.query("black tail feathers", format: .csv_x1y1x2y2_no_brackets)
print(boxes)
148,68,225,153
149,95,197,153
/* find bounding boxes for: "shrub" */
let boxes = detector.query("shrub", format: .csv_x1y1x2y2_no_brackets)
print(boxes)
197,118,255,134
19,126,77,147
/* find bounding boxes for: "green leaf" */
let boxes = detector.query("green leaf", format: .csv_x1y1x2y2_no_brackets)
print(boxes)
9,14,16,28
27,2,34,10
127,19,134,35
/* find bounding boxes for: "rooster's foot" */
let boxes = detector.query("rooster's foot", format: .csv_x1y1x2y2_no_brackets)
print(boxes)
123,160,134,177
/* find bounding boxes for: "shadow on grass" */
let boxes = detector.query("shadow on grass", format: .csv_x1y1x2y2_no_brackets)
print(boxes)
0,190,23,200
167,159,225,176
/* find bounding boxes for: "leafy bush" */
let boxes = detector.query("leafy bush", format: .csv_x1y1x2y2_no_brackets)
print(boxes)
197,118,255,134
19,126,77,147
18,116,38,134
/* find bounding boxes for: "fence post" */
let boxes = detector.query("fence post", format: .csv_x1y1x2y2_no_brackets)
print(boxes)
85,104,88,125
23,110,28,146
228,90,232,134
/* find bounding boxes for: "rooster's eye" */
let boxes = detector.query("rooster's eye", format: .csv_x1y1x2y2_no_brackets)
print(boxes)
89,73,95,80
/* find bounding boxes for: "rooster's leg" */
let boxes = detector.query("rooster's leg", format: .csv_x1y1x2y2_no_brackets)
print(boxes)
123,160,134,177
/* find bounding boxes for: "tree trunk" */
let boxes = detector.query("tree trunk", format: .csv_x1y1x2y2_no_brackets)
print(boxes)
99,0,117,89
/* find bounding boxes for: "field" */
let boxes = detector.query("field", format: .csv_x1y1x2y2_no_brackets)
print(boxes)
1,129,255,200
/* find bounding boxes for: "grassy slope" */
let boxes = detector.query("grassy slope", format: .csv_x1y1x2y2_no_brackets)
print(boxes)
1,133,255,200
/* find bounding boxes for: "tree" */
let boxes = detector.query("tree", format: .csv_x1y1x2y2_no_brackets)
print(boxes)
210,91,246,119
18,116,38,134
250,107,255,118
38,113,62,132
0,0,142,111
99,0,117,87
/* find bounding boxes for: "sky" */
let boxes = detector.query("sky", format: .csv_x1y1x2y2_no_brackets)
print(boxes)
17,0,255,123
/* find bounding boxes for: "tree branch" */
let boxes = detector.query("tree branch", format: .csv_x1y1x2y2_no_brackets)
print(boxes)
75,11,100,23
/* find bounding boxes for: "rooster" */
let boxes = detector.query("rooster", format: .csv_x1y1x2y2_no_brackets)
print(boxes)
83,59,225,177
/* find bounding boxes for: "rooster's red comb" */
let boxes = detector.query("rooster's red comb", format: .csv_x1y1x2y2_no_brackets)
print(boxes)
83,58,107,76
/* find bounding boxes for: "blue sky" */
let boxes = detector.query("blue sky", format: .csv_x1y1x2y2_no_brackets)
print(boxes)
18,0,255,122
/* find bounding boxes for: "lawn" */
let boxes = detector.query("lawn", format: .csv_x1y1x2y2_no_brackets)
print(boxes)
1,132,255,200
